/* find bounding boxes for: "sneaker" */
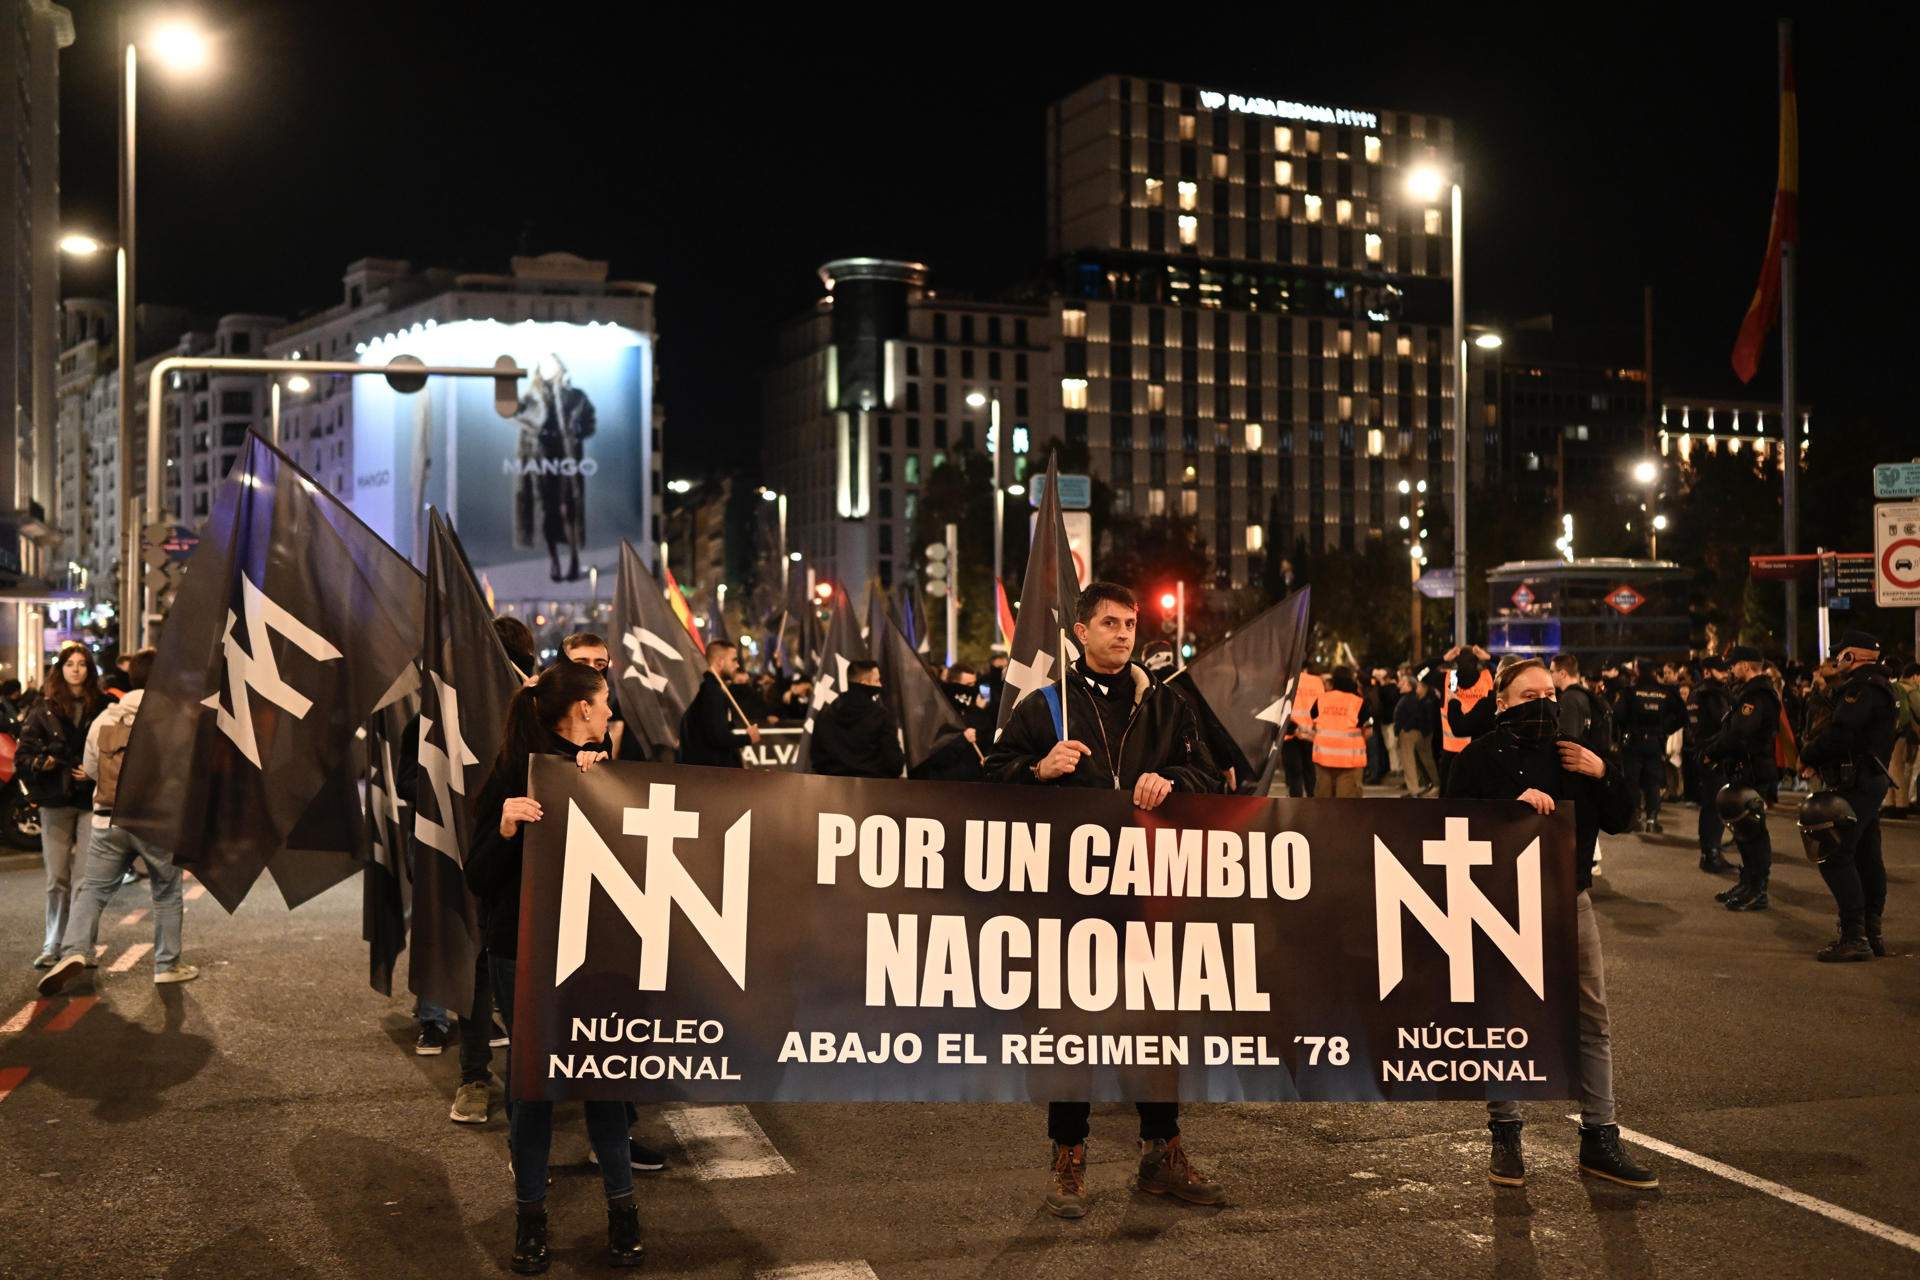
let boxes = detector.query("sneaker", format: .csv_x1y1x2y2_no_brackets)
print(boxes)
489,1019,511,1048
1726,889,1770,912
1816,930,1873,963
1044,1142,1088,1218
36,953,86,997
153,964,199,985
32,952,57,970
1488,1119,1525,1187
450,1081,490,1124
588,1139,667,1173
1578,1124,1659,1188
1137,1136,1225,1206
415,1023,450,1055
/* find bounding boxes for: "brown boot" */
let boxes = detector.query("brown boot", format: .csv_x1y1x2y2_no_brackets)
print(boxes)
1045,1142,1088,1218
1137,1136,1225,1206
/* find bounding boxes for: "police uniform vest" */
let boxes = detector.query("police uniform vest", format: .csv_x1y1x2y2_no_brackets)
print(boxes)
1312,690,1367,769
1442,669,1492,754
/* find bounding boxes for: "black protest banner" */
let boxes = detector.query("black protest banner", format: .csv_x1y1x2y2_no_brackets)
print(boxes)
512,760,1579,1105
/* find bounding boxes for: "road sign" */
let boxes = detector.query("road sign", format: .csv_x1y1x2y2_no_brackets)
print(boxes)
1028,473,1092,510
1604,584,1645,615
1510,583,1535,610
1748,554,1815,580
1875,500,1920,606
1872,462,1920,500
1415,566,1455,599
1830,555,1875,596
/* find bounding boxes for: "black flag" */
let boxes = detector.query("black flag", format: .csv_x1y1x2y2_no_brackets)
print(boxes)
797,585,868,772
116,433,423,912
410,510,522,1014
362,670,420,996
867,585,965,769
996,452,1081,738
1175,586,1312,791
610,540,705,754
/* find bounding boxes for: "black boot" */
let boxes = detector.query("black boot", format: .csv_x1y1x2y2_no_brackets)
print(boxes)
1699,849,1730,874
1719,880,1755,908
1578,1124,1659,1189
511,1206,550,1275
1488,1120,1525,1187
1816,920,1873,963
1865,914,1886,957
1727,879,1769,911
607,1197,644,1268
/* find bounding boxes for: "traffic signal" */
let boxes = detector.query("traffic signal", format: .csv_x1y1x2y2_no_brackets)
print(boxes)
924,541,950,598
814,581,834,603
1158,590,1177,611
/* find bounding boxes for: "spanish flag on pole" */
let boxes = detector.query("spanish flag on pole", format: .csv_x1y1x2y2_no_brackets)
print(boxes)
1731,34,1797,383
661,563,705,654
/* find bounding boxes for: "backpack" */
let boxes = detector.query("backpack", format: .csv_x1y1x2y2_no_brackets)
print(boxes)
93,717,135,810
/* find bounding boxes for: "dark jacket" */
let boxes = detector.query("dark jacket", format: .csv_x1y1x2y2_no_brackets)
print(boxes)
1800,664,1898,790
1685,679,1731,752
1615,679,1686,754
1446,692,1496,743
678,672,745,767
1394,687,1441,738
1555,683,1613,756
811,684,906,779
1700,674,1781,786
464,730,584,961
914,684,992,782
18,697,101,808
1444,721,1635,890
983,661,1222,795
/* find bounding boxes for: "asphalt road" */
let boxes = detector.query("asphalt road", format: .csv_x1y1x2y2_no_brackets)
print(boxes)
2,796,1916,1279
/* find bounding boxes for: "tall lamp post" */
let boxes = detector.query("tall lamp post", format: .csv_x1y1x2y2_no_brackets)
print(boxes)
1632,458,1661,559
965,389,1004,650
1407,165,1468,647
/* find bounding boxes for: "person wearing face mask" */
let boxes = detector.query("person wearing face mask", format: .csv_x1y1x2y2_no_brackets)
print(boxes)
1445,658,1656,1191
1797,630,1899,962
1438,644,1494,794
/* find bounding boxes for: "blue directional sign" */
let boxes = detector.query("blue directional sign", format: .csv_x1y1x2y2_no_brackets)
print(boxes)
1872,462,1920,499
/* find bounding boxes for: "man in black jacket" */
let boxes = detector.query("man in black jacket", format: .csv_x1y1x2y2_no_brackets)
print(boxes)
1686,656,1735,874
678,641,759,767
1798,630,1899,961
913,665,991,782
1700,646,1780,911
1614,661,1686,832
810,661,906,778
983,581,1224,1219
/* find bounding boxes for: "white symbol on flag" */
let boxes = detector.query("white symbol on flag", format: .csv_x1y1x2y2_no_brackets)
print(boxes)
1256,674,1299,728
804,654,851,733
621,626,684,693
415,672,480,860
202,573,342,768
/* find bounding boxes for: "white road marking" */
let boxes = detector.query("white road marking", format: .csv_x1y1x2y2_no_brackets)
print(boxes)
1596,1119,1920,1256
118,908,148,926
184,884,205,902
664,1104,794,1180
92,944,107,960
1,1001,43,1034
756,1265,879,1280
107,943,152,973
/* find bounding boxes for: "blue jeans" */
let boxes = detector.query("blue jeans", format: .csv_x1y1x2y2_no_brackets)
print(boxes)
39,805,93,959
489,954,633,1205
59,824,184,972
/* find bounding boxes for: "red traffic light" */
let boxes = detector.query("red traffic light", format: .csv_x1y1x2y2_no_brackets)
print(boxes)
814,582,833,601
1159,591,1177,610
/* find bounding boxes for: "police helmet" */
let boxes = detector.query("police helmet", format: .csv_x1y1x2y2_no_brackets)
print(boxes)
1796,790,1858,866
1139,640,1177,676
1715,783,1768,841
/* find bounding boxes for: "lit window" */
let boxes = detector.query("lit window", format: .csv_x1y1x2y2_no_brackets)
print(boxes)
1336,199,1353,226
1304,194,1323,223
1061,309,1086,337
1273,160,1292,186
1423,207,1442,236
1147,383,1166,412
1367,331,1382,357
1274,192,1292,218
1245,422,1263,450
1144,178,1163,207
1365,205,1380,227
1149,488,1168,516
1274,126,1292,151
1338,394,1353,419
1337,328,1353,355
1367,429,1385,456
1178,215,1198,245
1364,135,1382,163
1060,377,1088,410
1178,114,1196,141
1180,489,1199,516
1304,130,1321,155
1396,334,1413,357
1212,153,1229,179
1177,180,1198,211
1365,233,1383,262
1246,525,1264,552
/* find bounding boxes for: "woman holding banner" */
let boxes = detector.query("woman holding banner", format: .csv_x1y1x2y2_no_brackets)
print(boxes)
465,661,645,1274
1444,656,1659,1192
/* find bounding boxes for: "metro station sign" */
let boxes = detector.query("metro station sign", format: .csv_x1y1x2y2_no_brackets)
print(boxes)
1509,583,1536,610
1604,584,1645,616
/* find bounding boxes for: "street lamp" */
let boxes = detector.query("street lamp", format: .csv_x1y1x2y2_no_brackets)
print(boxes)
966,388,1006,649
58,233,105,257
1472,331,1503,350
1406,163,1468,647
1632,459,1659,485
759,486,789,601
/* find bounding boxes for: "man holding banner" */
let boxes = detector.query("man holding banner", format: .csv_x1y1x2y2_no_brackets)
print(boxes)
984,581,1225,1217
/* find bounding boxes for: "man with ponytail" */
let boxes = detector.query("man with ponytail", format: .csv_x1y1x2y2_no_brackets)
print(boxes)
464,661,646,1273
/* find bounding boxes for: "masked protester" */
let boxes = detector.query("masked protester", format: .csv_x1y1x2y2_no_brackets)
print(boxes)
1445,657,1658,1191
914,665,992,782
1796,630,1899,962
810,661,906,779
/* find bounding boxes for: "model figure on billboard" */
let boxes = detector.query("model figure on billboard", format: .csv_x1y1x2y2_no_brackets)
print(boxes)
511,353,597,581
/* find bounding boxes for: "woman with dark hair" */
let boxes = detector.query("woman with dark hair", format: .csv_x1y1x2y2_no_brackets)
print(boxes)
493,615,539,678
20,644,105,967
464,660,643,1274
1445,656,1657,1192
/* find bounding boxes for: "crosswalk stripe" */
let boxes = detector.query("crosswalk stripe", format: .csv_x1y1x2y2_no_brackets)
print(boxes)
184,884,205,902
0,1066,28,1103
41,997,98,1033
664,1105,794,1180
119,908,149,926
756,1264,879,1280
1,1000,49,1034
108,943,153,973
93,943,108,960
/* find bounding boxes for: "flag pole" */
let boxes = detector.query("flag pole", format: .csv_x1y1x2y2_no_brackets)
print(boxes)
1057,628,1070,743
1778,17,1799,661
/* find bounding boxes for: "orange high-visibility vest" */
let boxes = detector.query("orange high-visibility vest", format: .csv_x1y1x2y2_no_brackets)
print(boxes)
1311,690,1368,770
1442,669,1493,754
1287,672,1324,740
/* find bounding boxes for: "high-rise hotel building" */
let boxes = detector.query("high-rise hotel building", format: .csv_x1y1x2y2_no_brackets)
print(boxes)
1045,77,1464,588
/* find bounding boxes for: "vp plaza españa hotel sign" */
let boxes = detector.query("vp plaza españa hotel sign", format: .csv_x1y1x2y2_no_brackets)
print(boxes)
1198,90,1379,130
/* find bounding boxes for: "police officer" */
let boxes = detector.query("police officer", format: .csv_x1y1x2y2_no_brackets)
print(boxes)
1686,656,1734,873
1700,646,1780,911
1798,630,1899,962
1615,660,1686,832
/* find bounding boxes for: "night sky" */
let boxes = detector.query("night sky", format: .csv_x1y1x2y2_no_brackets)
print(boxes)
54,6,1897,479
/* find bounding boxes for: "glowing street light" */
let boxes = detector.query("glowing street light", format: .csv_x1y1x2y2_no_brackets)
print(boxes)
1473,331,1504,350
965,390,988,409
284,374,311,395
1406,166,1446,203
59,233,106,256
1632,459,1659,485
148,22,211,73
1652,514,1668,531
